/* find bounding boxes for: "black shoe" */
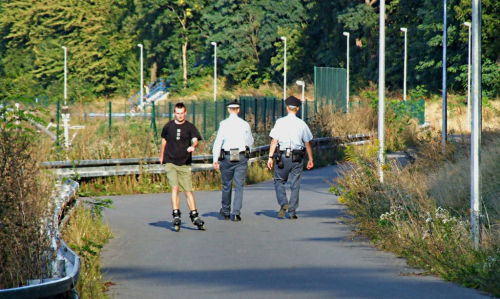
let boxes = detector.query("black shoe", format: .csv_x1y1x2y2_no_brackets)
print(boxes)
232,215,242,221
278,204,289,218
288,215,298,219
219,210,230,220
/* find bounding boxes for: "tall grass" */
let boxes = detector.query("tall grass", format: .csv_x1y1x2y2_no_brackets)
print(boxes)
332,133,500,296
62,202,113,299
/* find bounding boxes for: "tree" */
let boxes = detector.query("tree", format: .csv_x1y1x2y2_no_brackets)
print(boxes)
203,0,307,86
131,0,207,88
0,0,132,98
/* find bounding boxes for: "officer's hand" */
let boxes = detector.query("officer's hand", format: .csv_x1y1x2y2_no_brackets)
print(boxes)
187,146,195,152
307,160,314,170
213,162,220,170
267,158,273,170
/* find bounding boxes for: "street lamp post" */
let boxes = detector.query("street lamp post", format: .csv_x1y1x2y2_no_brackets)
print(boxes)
138,44,144,106
280,36,287,101
296,80,305,119
464,22,471,131
62,46,67,105
400,28,408,102
343,32,350,112
211,42,217,102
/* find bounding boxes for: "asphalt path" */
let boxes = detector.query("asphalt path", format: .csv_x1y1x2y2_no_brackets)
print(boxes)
101,164,488,299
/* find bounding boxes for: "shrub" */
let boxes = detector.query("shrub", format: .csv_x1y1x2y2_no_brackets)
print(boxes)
0,103,55,289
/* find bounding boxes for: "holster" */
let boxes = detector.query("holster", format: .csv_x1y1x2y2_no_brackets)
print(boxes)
292,149,305,163
219,148,225,161
245,146,250,158
275,152,284,169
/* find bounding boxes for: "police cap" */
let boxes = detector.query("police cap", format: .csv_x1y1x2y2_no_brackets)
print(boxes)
285,96,302,108
226,99,240,108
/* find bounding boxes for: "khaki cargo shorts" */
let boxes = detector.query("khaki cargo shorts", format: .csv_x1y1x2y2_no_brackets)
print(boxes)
164,163,193,192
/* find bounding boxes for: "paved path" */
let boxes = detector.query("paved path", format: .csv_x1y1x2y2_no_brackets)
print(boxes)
101,165,487,299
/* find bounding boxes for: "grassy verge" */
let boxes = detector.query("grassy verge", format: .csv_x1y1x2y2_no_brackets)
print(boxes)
331,133,500,297
62,200,113,299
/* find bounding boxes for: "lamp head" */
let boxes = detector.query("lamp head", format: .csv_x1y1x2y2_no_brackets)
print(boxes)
62,46,67,50
343,32,349,37
296,80,305,86
464,22,471,27
211,42,217,46
280,36,286,41
400,28,407,32
137,44,143,48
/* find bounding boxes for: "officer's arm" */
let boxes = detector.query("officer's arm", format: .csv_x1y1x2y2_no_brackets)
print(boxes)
305,141,314,170
267,139,279,169
212,126,224,163
246,124,254,149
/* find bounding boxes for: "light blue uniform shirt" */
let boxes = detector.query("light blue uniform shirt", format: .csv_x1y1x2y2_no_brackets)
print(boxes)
269,113,313,150
213,114,254,163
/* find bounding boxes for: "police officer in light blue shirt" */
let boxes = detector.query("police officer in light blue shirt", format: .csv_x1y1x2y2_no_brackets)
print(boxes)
213,100,254,221
267,96,314,219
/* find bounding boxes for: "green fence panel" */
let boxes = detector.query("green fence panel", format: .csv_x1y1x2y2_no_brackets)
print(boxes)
314,66,347,112
392,99,425,125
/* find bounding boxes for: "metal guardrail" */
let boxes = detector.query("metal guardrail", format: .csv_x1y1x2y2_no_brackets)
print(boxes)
0,180,81,299
41,134,373,178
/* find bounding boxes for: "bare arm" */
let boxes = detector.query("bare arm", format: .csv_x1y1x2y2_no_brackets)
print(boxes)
160,138,167,164
187,137,198,152
267,138,279,169
305,141,314,170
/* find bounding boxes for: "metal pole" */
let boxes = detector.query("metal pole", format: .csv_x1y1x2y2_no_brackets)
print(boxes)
211,42,217,102
378,0,386,183
314,66,317,113
301,84,305,119
203,100,207,139
56,101,60,147
400,28,408,101
109,101,112,140
280,37,287,101
464,22,472,131
442,0,448,144
138,44,143,106
470,0,482,246
343,32,350,112
296,80,305,119
62,46,67,105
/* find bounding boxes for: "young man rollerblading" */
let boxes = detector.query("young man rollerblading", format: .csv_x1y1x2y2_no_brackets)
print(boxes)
160,102,206,232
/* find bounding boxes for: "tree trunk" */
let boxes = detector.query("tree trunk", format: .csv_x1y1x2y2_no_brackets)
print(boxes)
150,61,157,84
182,40,188,88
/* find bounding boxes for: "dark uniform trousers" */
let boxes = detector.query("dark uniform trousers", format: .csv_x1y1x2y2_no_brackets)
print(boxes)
220,153,248,216
274,154,303,216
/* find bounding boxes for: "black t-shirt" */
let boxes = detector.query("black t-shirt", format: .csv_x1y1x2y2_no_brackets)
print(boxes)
161,120,202,166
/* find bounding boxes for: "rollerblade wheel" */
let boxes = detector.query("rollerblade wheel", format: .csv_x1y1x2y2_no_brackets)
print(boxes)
174,225,180,232
198,225,206,231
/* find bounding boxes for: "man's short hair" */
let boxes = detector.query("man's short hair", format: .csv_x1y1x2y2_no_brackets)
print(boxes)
175,102,186,111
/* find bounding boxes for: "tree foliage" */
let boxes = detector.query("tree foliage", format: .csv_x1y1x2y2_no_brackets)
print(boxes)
1,0,500,99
